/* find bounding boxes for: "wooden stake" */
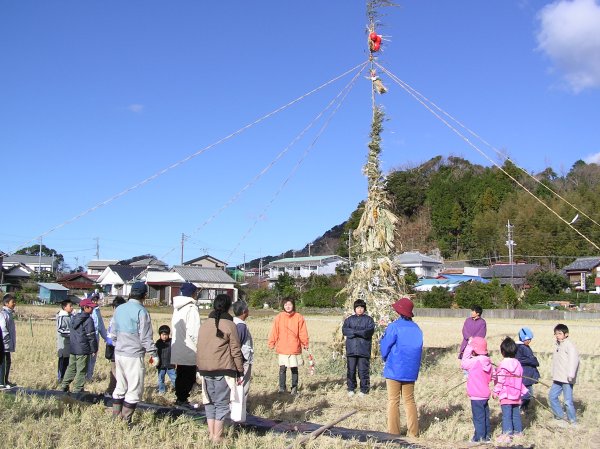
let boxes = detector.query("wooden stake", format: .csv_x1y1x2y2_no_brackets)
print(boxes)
284,409,357,449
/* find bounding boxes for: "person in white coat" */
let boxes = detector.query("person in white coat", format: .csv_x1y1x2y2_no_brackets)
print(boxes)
171,282,202,407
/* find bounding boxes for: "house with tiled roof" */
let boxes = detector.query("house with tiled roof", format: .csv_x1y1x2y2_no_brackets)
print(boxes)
3,254,57,273
562,257,600,287
267,255,348,280
96,265,145,296
480,263,540,287
183,254,227,270
56,272,97,290
395,251,443,278
171,265,238,304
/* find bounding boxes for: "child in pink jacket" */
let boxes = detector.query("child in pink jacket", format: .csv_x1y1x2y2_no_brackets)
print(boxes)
461,336,492,443
493,337,529,444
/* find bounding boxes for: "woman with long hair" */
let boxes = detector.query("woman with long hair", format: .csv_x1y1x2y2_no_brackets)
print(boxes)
196,294,244,443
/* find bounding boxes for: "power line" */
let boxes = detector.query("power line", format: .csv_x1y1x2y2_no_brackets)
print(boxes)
160,61,369,262
227,63,366,261
377,63,600,252
8,61,367,256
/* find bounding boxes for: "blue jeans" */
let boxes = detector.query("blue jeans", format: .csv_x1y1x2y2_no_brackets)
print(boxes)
500,404,522,434
157,368,177,393
470,399,491,441
548,381,576,423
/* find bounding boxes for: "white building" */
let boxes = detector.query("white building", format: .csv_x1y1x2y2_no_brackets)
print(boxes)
395,251,443,278
87,260,118,277
267,255,348,279
2,254,57,273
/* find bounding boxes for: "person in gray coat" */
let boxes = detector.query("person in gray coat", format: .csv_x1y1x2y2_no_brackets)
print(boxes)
0,293,17,389
56,299,74,381
60,299,98,393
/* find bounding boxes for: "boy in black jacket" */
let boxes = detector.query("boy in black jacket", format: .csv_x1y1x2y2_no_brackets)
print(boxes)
60,299,98,393
342,299,375,397
156,325,176,394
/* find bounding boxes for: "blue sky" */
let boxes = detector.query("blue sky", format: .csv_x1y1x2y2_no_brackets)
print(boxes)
2,0,599,270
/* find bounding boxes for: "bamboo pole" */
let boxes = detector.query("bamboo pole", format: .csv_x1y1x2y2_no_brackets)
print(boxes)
284,409,357,449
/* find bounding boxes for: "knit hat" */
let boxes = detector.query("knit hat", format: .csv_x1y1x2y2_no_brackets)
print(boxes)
180,282,198,297
518,327,534,342
470,337,488,355
130,281,147,296
80,298,98,309
392,297,414,317
158,325,171,335
353,299,367,312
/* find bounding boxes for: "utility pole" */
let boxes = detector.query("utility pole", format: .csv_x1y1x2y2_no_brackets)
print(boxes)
506,220,516,287
94,237,100,260
505,220,516,265
308,243,313,257
38,237,43,275
180,233,187,265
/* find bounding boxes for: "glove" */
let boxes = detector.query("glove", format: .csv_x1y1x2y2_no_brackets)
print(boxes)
148,354,160,367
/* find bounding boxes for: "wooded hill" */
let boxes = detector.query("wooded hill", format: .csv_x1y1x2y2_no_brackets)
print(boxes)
246,157,600,270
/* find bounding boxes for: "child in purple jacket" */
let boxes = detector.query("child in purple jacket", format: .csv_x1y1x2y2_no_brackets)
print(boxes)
461,337,492,443
493,337,529,444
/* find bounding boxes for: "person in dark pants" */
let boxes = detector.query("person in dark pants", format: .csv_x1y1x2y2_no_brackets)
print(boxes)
60,299,98,393
342,299,375,397
0,293,17,389
56,299,74,382
171,283,201,407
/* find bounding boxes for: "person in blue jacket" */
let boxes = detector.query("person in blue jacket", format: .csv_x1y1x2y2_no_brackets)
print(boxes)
380,297,423,438
515,327,540,411
342,299,375,397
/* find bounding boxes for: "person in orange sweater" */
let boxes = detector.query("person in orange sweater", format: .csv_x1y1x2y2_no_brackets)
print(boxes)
268,298,309,395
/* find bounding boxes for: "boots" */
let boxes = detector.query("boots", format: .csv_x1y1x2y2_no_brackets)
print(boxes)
278,366,286,393
112,398,123,418
120,401,137,428
291,367,299,395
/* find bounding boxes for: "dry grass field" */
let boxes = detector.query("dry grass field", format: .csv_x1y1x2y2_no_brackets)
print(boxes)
2,305,600,448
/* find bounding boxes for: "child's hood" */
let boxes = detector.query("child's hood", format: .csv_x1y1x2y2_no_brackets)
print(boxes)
173,295,196,310
499,358,521,374
477,355,493,373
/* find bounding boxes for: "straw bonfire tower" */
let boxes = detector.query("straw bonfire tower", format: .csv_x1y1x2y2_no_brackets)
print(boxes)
337,0,406,355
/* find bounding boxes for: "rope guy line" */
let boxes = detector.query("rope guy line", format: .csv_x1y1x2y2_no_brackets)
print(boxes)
8,61,368,255
374,62,600,232
160,61,370,261
226,64,368,261
376,63,600,252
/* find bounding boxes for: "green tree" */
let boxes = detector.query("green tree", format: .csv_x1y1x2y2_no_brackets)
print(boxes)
454,280,500,309
273,272,299,302
419,287,453,308
403,268,418,292
502,285,519,309
527,270,569,295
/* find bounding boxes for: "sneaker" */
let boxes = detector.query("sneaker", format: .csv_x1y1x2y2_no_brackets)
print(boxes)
495,434,512,444
358,392,367,397
290,386,298,395
347,391,355,397
278,388,286,394
553,419,569,428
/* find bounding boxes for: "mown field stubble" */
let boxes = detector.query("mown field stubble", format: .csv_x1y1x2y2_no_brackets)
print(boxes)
2,305,599,448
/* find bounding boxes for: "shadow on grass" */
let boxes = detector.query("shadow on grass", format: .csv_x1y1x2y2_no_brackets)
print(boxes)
418,403,464,434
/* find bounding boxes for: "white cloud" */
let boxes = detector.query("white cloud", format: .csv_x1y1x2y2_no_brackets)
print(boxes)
127,104,144,113
536,0,600,92
584,151,600,163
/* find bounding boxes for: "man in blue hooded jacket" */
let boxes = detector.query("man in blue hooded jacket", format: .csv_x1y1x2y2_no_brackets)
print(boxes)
380,297,423,438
